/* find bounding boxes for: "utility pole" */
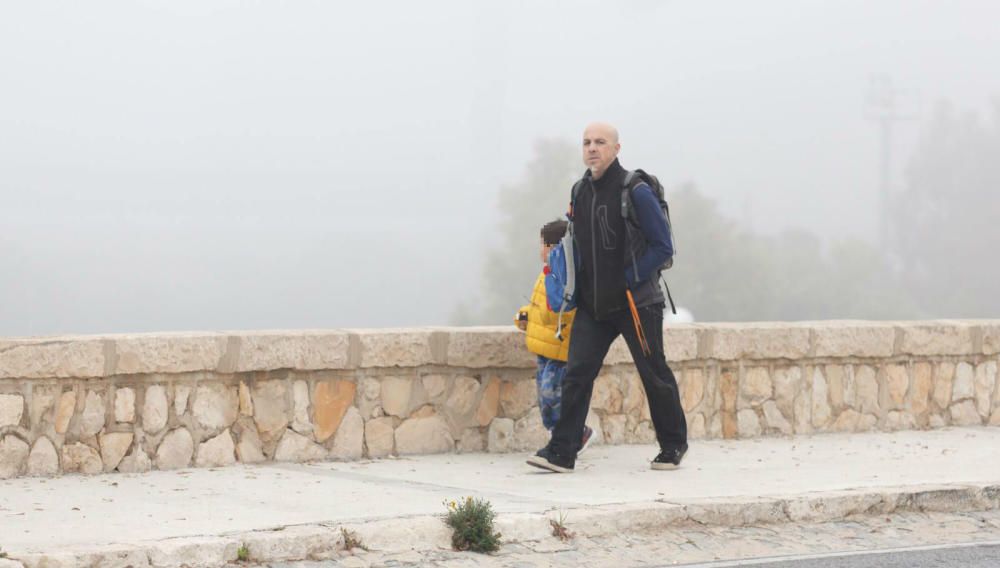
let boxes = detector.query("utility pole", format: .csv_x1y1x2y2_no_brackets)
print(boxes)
866,74,915,252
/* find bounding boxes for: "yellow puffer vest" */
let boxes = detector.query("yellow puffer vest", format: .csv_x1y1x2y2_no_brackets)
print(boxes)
516,272,575,362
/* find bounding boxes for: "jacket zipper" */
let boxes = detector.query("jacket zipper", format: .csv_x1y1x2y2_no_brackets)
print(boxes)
589,179,599,313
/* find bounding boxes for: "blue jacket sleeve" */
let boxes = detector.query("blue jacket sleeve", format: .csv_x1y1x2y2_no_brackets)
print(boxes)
625,184,674,287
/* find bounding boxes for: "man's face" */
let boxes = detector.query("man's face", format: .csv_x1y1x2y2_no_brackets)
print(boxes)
582,124,620,179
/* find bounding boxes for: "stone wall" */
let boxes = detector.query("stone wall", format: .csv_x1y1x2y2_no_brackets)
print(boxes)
1,321,999,478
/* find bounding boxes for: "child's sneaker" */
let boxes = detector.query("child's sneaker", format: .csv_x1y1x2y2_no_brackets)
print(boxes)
577,426,595,455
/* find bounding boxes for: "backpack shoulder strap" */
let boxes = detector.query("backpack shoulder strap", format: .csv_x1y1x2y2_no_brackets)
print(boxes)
621,170,644,219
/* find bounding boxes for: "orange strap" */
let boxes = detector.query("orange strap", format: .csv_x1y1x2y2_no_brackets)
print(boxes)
626,290,652,356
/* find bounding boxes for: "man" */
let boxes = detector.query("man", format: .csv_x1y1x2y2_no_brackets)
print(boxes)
527,122,687,473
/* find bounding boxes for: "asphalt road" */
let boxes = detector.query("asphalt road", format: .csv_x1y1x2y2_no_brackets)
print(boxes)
678,542,1000,568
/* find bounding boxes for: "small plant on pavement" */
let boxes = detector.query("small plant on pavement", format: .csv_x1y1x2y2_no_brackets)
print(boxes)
341,527,369,552
236,543,250,562
444,496,502,553
550,510,573,541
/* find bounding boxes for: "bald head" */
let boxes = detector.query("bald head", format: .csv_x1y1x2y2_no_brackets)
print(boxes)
582,122,621,179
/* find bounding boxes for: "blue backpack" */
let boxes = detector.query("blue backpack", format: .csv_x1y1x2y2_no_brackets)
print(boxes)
544,224,578,340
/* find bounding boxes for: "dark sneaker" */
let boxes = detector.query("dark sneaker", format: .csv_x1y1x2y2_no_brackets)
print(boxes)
577,426,595,456
651,444,687,470
526,446,575,473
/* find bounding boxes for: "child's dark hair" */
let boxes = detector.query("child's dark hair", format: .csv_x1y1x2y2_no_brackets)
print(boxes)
540,219,569,246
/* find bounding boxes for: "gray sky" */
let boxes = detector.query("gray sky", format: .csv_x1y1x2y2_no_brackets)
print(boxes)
2,1,999,335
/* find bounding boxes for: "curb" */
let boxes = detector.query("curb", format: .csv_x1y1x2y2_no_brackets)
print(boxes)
7,483,999,567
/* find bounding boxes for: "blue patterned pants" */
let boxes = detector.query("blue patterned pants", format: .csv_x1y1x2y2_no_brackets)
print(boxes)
535,356,567,430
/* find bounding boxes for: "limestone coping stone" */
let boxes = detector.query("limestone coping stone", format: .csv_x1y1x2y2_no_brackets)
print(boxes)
1,321,997,379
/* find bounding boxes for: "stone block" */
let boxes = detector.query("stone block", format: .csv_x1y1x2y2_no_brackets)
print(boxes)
356,377,381,419
55,391,76,434
487,418,514,453
909,362,933,416
499,380,537,420
0,394,24,427
950,400,981,426
687,413,707,439
458,428,485,453
118,444,152,473
811,368,831,428
143,385,169,434
812,322,895,357
114,333,226,374
0,337,105,379
826,365,847,411
235,421,265,464
680,368,705,412
174,384,192,417
664,326,698,361
274,429,328,462
193,384,239,431
291,380,312,434
446,376,482,419
740,367,772,408
422,374,448,401
855,365,879,415
380,376,413,418
446,328,534,368
476,377,501,426
238,382,253,416
357,328,439,368
711,323,810,360
832,409,861,432
975,362,997,417
29,386,58,430
235,331,351,372
313,379,357,443
933,362,955,409
762,401,792,435
953,362,975,401
883,411,917,431
601,414,627,445
898,322,974,356
0,434,30,478
195,430,236,467
155,428,194,470
880,364,909,411
395,412,454,455
982,323,1000,355
99,432,134,472
737,409,761,438
591,374,623,414
62,442,102,475
330,407,364,460
253,381,289,442
79,390,106,437
365,416,395,458
511,412,548,451
772,367,802,419
27,436,59,476
114,387,135,423
622,372,646,416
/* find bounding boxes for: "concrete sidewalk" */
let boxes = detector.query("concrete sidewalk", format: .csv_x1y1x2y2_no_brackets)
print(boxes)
2,428,1000,567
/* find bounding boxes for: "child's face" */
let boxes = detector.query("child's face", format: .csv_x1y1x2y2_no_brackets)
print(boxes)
539,237,555,264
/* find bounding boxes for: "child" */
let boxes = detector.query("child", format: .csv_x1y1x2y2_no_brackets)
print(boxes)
516,220,594,452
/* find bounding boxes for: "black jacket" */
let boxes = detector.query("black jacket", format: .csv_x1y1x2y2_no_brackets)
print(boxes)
571,159,665,320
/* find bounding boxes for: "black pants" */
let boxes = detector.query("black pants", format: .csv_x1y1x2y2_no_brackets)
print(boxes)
549,302,687,457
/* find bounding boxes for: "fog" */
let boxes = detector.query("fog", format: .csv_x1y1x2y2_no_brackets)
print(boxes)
2,1,999,336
